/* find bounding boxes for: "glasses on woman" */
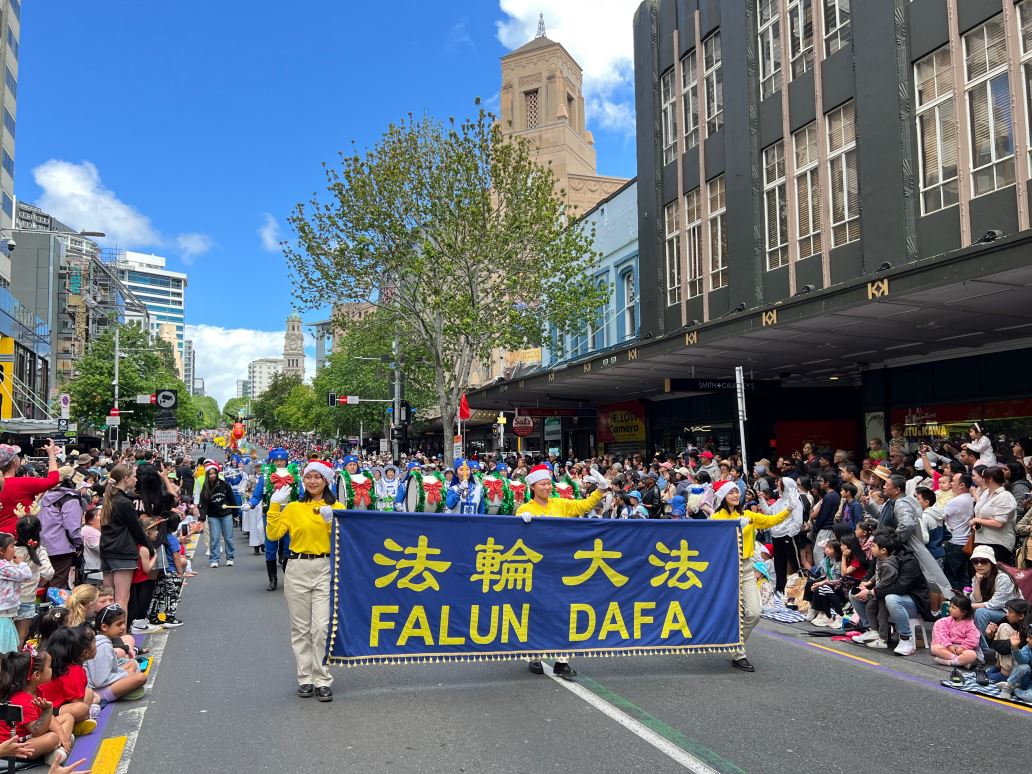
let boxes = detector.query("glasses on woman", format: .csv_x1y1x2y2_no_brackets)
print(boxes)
971,559,990,565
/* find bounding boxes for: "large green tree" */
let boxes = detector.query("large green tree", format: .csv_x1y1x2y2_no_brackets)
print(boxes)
222,397,250,424
251,372,304,432
64,323,195,440
286,103,608,464
192,395,222,428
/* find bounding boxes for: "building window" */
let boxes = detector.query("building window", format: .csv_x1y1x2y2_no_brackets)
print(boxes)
9,0,19,21
3,66,15,99
757,0,782,99
914,45,958,214
1,148,12,178
685,189,703,298
827,101,860,246
664,201,681,306
1020,1,1032,169
823,0,851,56
793,122,822,259
621,271,637,340
763,140,789,270
704,33,724,136
2,107,13,139
591,279,606,351
681,50,699,150
1,191,11,219
965,15,1014,197
789,0,814,78
525,90,539,129
661,68,678,164
708,175,728,289
6,28,17,59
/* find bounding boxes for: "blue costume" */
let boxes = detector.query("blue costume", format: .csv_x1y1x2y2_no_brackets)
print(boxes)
248,447,294,591
446,458,485,515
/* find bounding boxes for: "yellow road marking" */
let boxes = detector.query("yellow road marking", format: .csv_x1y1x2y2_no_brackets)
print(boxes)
91,735,127,774
973,694,1032,713
806,641,879,666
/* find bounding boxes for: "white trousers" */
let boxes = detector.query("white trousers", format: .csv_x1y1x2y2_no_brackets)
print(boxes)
735,556,762,660
283,557,333,688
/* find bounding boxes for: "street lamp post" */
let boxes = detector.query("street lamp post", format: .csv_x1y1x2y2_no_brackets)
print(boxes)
113,325,119,450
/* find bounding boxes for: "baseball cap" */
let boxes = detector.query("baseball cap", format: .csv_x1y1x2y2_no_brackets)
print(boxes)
669,495,686,516
701,451,714,459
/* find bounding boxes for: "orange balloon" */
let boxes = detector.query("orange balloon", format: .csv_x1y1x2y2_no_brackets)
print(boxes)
232,422,245,440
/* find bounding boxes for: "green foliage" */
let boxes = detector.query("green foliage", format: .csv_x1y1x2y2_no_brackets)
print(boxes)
286,103,608,462
251,372,304,432
193,395,222,428
63,323,193,438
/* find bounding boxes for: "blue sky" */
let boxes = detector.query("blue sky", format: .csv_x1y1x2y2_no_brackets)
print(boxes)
16,1,639,405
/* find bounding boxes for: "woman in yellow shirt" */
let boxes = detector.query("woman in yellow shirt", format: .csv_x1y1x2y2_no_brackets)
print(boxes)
266,461,336,702
711,481,790,673
516,463,610,680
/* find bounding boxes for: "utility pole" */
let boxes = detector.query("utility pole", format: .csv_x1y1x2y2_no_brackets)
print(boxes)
113,326,120,451
392,333,402,462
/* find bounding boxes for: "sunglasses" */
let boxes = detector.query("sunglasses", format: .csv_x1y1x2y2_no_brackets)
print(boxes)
971,558,991,565
97,603,125,626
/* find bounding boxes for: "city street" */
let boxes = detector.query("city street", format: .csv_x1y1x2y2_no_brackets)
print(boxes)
93,519,1028,774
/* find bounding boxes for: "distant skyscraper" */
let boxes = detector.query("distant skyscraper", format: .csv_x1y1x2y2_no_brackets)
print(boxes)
0,0,20,285
283,312,305,378
183,339,196,393
236,379,250,399
116,251,187,360
247,357,283,399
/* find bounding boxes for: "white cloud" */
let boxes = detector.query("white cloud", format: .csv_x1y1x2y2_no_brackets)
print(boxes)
496,1,639,136
447,19,477,53
186,324,317,408
175,232,214,263
33,159,161,245
258,213,282,252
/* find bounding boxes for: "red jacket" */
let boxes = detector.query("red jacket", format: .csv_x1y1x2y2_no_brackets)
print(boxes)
0,470,60,534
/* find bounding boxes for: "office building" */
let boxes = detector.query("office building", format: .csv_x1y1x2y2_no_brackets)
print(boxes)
469,0,1032,458
236,379,250,399
183,339,196,395
192,377,205,397
247,357,282,399
0,0,19,286
116,251,187,360
310,302,373,372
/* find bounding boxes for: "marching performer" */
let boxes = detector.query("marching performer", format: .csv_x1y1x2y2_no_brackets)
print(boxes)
516,463,610,680
374,465,401,511
338,455,376,510
710,482,790,673
481,462,512,515
248,448,298,591
396,461,447,512
446,458,484,515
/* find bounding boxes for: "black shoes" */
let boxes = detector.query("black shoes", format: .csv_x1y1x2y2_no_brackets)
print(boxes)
732,657,755,673
975,666,990,686
528,660,544,675
950,668,964,685
552,662,577,681
266,560,278,591
316,687,333,702
297,684,315,698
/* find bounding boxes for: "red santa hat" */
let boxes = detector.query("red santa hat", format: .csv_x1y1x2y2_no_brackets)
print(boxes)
525,464,552,486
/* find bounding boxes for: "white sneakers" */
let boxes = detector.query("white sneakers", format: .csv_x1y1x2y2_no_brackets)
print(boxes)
893,637,917,656
865,637,889,650
855,630,880,643
130,619,162,634
805,609,818,622
812,613,831,627
226,560,234,566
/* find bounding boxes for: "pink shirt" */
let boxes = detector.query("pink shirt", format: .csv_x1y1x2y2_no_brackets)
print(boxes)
931,616,981,650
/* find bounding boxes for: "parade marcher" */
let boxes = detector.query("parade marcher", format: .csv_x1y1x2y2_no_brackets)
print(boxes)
249,448,297,591
516,463,609,680
446,459,484,515
481,463,513,515
266,461,336,702
710,482,790,672
338,455,375,511
396,461,447,512
374,466,401,511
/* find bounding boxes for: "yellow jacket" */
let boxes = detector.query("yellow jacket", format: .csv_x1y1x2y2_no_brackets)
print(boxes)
711,507,790,560
266,499,332,555
516,489,603,518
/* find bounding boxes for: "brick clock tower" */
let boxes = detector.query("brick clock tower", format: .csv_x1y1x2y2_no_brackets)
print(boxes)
283,312,305,379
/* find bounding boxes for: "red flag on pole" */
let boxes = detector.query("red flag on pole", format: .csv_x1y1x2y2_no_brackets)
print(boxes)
458,394,472,421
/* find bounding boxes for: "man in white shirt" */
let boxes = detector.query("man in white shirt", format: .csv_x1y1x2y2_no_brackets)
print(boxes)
942,473,975,592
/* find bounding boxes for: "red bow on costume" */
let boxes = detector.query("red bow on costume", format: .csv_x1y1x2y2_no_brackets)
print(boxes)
483,478,505,502
423,480,443,505
270,472,294,489
352,479,373,508
556,485,574,500
510,483,525,500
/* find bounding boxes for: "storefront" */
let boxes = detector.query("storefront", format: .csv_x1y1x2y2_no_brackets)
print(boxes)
596,400,646,457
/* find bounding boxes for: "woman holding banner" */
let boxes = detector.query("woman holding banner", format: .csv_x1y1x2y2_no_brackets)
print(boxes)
710,482,790,673
516,463,610,680
266,461,337,702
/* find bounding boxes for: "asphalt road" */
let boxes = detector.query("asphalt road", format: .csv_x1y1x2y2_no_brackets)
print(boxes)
114,544,1031,772
97,445,1031,773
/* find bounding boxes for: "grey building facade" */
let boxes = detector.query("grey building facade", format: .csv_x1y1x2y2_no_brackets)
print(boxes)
634,0,1032,337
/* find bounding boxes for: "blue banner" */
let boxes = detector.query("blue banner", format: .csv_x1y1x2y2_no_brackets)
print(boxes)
327,511,742,666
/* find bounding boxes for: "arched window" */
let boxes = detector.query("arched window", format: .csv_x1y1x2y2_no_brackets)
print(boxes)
621,270,637,341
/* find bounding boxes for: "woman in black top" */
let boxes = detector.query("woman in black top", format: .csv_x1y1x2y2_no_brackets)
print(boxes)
100,464,154,610
199,465,239,568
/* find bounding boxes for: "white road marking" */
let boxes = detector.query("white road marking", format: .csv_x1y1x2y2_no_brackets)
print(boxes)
543,664,724,774
114,707,146,774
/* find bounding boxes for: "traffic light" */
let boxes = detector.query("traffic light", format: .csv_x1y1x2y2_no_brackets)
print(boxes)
327,392,337,407
399,400,413,424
